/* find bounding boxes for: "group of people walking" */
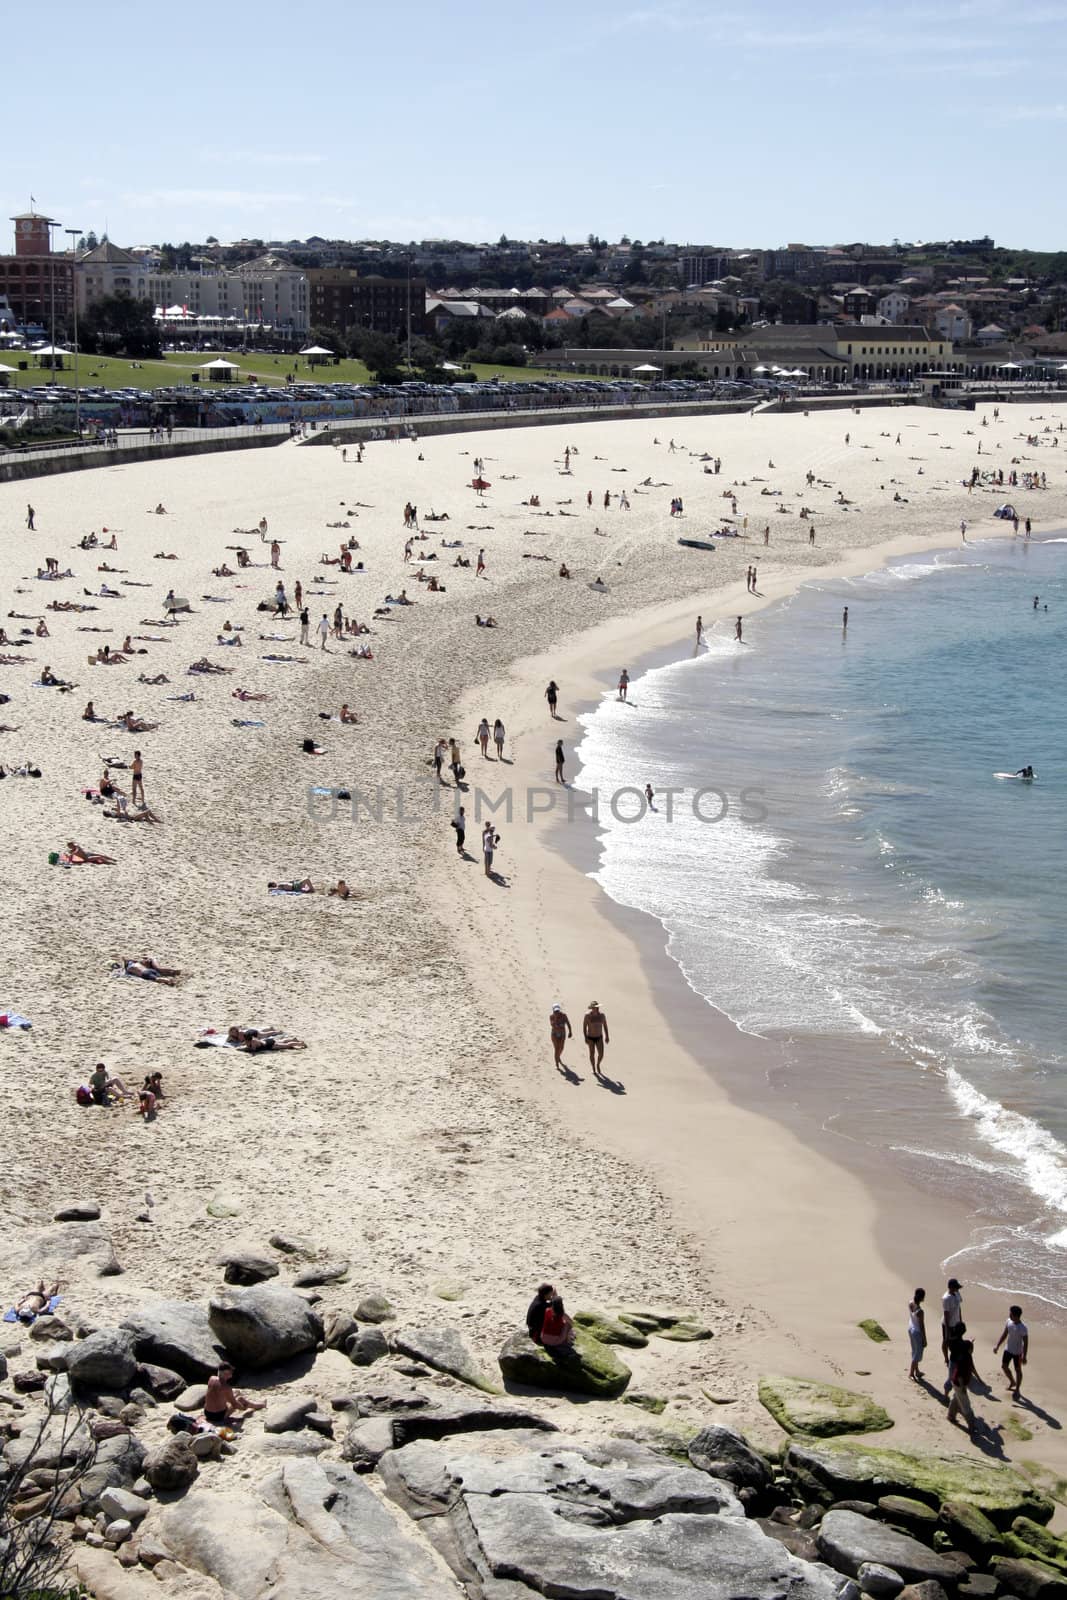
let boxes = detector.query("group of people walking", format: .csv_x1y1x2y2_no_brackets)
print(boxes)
909,1276,1030,1436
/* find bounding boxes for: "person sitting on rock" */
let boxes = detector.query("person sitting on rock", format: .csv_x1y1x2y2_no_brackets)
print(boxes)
526,1283,555,1345
539,1295,576,1352
203,1362,265,1425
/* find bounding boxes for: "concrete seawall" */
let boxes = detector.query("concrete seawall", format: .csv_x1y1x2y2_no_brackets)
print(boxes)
0,430,285,486
301,398,757,445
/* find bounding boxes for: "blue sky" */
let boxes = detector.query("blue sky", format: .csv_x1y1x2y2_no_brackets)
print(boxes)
11,0,1067,250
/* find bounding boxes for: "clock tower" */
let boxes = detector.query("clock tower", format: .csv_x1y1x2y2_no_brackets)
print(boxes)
11,212,54,257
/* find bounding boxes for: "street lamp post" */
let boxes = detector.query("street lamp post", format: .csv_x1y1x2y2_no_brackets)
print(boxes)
47,219,61,385
65,228,81,435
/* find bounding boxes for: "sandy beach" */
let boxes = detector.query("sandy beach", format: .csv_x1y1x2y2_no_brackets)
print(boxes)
4,399,1067,1491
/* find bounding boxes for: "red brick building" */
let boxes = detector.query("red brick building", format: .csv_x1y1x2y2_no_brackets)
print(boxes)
0,211,73,330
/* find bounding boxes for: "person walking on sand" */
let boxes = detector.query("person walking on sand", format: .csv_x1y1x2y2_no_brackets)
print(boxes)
545,680,559,718
26,504,35,531
555,739,565,785
941,1277,964,1393
449,738,462,785
549,1004,573,1069
618,668,629,702
993,1305,1029,1394
493,718,506,760
960,519,967,542
317,613,330,652
735,616,743,642
696,615,704,643
477,547,486,578
476,717,491,758
908,1288,927,1381
270,539,281,569
946,1329,979,1435
299,605,310,646
583,1001,609,1074
451,804,466,855
482,821,499,877
434,738,447,783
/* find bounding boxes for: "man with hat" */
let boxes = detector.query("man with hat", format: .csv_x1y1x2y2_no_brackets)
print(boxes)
941,1276,964,1394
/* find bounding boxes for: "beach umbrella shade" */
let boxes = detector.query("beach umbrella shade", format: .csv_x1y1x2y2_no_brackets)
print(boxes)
753,365,769,373
471,477,491,491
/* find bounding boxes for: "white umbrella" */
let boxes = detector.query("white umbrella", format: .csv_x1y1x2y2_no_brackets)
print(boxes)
753,365,769,373
631,362,662,373
999,362,1021,370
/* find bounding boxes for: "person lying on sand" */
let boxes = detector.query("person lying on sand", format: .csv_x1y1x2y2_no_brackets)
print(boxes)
138,673,169,686
216,633,242,647
154,552,178,560
475,615,498,628
225,1026,306,1053
349,645,373,658
104,799,163,823
118,956,179,983
188,659,232,674
122,711,159,733
233,688,271,702
14,1282,59,1324
66,841,116,865
268,878,314,893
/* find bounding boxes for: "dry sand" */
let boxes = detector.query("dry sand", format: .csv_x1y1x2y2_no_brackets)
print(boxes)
3,401,1067,1478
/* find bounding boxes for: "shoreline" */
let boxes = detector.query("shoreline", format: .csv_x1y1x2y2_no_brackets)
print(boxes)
441,513,1067,1474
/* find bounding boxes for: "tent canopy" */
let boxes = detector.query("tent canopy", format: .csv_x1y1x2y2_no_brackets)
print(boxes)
631,362,662,372
34,344,71,356
200,357,239,369
300,344,333,355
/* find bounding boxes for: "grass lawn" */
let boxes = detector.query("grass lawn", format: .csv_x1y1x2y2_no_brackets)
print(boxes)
2,351,563,392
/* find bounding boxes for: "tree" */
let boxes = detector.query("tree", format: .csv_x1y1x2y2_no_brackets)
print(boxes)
1,1402,99,1598
353,331,403,381
80,294,162,358
85,230,99,251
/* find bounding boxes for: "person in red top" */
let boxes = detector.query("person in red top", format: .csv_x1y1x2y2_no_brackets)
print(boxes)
540,1296,576,1351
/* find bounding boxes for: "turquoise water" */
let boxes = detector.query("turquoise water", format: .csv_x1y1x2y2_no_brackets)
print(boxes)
576,533,1067,1306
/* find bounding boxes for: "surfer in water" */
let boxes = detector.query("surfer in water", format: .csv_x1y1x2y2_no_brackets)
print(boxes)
1016,766,1036,780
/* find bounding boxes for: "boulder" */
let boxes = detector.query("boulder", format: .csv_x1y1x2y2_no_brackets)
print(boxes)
991,1558,1067,1600
215,1245,279,1286
614,1304,713,1340
497,1328,631,1398
263,1396,317,1434
879,1496,940,1534
65,1328,138,1391
623,1392,666,1414
349,1380,431,1417
688,1425,775,1495
760,1376,893,1438
206,1193,242,1219
345,1396,555,1468
208,1286,323,1370
340,1416,395,1471
322,1310,359,1352
573,1309,649,1348
269,1231,314,1255
53,1202,101,1222
785,1441,1054,1528
292,1259,349,1287
348,1328,389,1367
381,1434,838,1600
120,1300,226,1381
859,1563,906,1598
99,1487,149,1525
817,1510,967,1586
29,1314,72,1343
392,1325,497,1392
134,1361,186,1401
175,1382,209,1411
143,1434,199,1493
3,1221,120,1281
898,1585,949,1600
354,1292,394,1324
78,1433,147,1512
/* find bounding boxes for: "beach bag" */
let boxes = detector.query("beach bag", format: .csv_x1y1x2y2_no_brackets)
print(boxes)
456,764,466,780
76,1086,92,1106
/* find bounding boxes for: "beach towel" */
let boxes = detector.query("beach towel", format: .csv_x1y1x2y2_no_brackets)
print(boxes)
269,886,314,896
0,1011,32,1029
4,1294,59,1324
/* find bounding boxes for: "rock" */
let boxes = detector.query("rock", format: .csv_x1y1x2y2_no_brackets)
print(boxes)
2,1221,121,1281
1010,1518,1067,1568
215,1244,279,1286
143,1434,199,1492
759,1518,822,1562
760,1376,893,1438
818,1510,966,1585
898,1586,949,1600
121,1300,227,1381
382,1433,838,1600
859,1320,891,1344
292,1259,349,1287
206,1193,242,1219
786,1441,1054,1528
30,1314,72,1343
104,1517,134,1543
859,1562,906,1598
348,1328,389,1367
54,1201,101,1222
65,1328,138,1391
498,1328,631,1398
99,1487,149,1524
957,1577,999,1600
263,1396,317,1434
688,1425,776,1496
137,1534,171,1567
44,1371,72,1414
354,1292,394,1324
207,1286,323,1370
175,1381,209,1411
350,1380,431,1417
322,1309,359,1352
431,1279,466,1300
12,1370,45,1393
306,1411,334,1438
343,1416,403,1471
393,1325,497,1392
269,1230,313,1254
573,1309,650,1348
120,1402,147,1427
347,1397,556,1467
623,1392,666,1414
656,1317,715,1342
190,1433,223,1461
879,1496,940,1533
134,1361,185,1401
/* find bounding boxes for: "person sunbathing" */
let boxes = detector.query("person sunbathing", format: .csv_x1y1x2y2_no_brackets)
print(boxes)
188,659,230,674
40,666,73,687
559,563,571,578
65,840,116,865
453,556,471,568
14,1281,59,1324
226,1026,306,1053
120,956,179,984
98,584,121,598
138,673,169,685
122,712,158,733
216,633,242,647
268,878,314,893
35,620,49,637
154,552,178,560
105,799,162,823
328,879,351,899
213,563,235,577
233,688,270,702
349,644,373,658
475,614,498,628
235,548,250,568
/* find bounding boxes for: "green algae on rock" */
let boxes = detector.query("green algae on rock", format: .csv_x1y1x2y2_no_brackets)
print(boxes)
759,1376,893,1438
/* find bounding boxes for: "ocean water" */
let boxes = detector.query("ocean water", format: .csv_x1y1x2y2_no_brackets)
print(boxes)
576,533,1067,1308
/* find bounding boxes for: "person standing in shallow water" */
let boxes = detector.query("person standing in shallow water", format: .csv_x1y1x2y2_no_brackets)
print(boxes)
545,680,559,718
554,740,565,785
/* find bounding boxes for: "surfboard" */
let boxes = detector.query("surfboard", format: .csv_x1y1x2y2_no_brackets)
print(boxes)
994,772,1036,781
